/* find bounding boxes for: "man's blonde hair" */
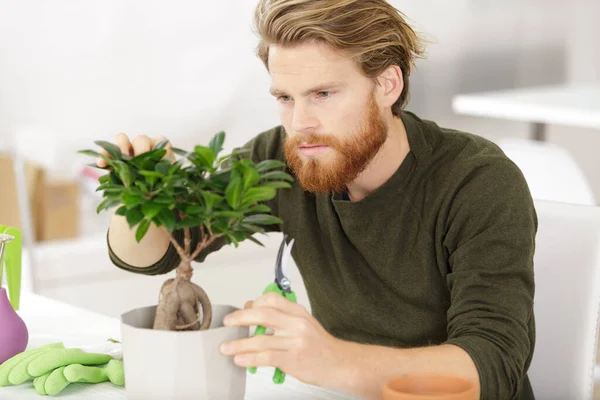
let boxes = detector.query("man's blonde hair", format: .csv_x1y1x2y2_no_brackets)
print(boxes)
253,0,426,116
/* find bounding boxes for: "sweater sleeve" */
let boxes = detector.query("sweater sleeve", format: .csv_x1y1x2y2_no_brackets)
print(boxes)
107,126,287,275
441,159,537,400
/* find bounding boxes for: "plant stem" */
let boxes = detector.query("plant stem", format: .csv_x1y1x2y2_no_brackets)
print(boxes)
190,230,224,261
162,227,188,262
184,227,191,254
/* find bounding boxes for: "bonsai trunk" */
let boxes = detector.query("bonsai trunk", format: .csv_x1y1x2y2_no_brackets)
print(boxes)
152,226,221,331
153,261,212,331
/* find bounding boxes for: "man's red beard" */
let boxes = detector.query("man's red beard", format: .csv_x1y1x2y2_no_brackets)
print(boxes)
284,94,388,193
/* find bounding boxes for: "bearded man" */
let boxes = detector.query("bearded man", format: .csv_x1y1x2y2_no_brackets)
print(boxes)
102,1,537,399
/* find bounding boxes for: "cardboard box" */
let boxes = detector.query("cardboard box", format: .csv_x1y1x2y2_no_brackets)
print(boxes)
0,153,79,242
0,153,44,236
36,178,80,242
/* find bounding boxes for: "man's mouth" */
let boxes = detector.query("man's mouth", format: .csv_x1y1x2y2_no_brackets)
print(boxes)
298,144,329,156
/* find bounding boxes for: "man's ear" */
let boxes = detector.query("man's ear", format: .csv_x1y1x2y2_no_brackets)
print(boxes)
375,65,403,109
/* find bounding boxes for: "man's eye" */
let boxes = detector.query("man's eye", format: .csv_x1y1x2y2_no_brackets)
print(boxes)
278,96,291,102
317,91,331,98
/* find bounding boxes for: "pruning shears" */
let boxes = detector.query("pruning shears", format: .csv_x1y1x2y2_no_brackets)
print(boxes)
248,234,296,384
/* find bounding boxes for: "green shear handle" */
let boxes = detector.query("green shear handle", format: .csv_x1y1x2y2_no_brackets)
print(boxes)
248,235,296,384
248,282,297,383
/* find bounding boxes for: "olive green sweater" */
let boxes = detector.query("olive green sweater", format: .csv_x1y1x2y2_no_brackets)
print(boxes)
108,111,537,400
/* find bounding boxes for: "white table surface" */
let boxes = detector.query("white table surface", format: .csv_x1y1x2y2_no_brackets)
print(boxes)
2,292,358,400
452,83,600,130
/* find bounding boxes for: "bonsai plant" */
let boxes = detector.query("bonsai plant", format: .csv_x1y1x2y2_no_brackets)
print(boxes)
78,131,293,399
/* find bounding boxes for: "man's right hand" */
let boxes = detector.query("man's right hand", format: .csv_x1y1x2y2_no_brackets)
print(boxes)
101,133,174,269
96,133,175,168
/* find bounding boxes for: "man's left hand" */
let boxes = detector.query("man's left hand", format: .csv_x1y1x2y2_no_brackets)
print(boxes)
219,292,351,388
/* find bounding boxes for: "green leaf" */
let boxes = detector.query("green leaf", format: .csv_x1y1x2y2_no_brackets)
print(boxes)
96,198,120,214
126,208,144,228
247,204,271,213
194,146,216,167
115,162,135,187
261,181,292,189
225,232,240,247
135,219,151,243
115,205,128,216
186,205,204,215
171,147,188,156
176,217,205,229
240,223,266,234
256,159,286,172
139,170,162,187
217,148,250,163
212,211,244,219
242,214,283,226
246,235,265,247
96,183,123,194
135,181,149,193
155,160,171,176
154,194,175,205
241,186,276,206
78,149,103,158
94,140,123,161
130,151,160,169
153,140,169,150
157,209,177,232
225,177,243,209
109,172,122,185
141,202,162,219
260,171,294,182
149,149,167,162
139,170,163,179
200,191,224,213
210,219,230,234
169,160,184,175
208,131,225,157
242,165,261,189
123,193,143,208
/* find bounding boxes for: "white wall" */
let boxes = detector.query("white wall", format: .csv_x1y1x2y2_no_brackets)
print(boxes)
0,0,589,178
0,0,281,176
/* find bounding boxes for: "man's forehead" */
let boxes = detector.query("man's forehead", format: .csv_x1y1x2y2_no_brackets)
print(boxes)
268,42,350,71
268,43,358,92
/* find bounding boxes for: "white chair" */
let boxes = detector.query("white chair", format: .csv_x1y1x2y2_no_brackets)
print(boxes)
497,138,596,206
528,200,600,399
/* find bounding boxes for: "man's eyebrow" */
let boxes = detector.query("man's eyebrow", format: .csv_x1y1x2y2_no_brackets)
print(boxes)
269,81,346,97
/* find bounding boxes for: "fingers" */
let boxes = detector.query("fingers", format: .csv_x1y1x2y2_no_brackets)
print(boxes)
95,133,173,168
96,150,109,168
233,350,287,369
244,300,254,309
151,135,176,164
224,307,296,331
253,292,308,318
114,133,133,156
220,334,298,356
131,134,152,156
96,133,132,168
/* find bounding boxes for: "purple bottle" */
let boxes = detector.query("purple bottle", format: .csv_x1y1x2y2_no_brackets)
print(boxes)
0,233,28,365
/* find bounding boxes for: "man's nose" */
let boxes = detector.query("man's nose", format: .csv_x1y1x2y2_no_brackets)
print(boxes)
291,103,318,133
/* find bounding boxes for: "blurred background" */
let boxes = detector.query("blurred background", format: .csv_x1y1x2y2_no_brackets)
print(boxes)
0,0,599,324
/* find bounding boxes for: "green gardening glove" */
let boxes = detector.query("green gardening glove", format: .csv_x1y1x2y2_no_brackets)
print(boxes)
32,359,125,396
0,342,65,387
0,343,123,396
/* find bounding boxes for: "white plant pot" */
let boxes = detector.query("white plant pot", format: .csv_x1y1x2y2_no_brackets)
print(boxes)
120,304,248,400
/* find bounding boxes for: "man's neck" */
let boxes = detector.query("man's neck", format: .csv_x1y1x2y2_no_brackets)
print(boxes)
345,115,410,202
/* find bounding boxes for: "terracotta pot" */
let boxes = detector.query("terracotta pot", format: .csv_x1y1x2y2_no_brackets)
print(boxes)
382,373,477,400
120,304,248,400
